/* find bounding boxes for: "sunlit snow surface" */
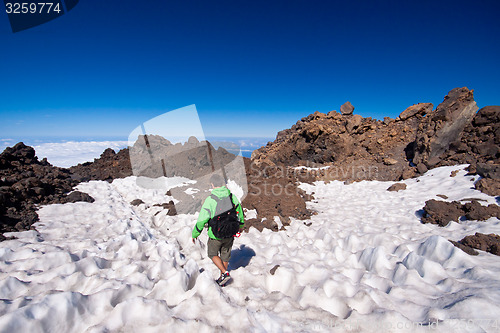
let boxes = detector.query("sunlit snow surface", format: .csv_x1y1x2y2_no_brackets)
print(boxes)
1,165,500,332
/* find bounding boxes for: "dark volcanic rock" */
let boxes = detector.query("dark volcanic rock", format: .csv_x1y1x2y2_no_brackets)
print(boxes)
63,191,95,203
454,233,500,256
462,200,500,221
153,201,177,216
421,199,464,226
467,164,500,197
475,163,500,180
131,199,145,206
0,143,82,239
270,264,280,275
387,183,407,192
413,88,478,169
438,106,500,166
449,240,479,255
421,199,500,226
70,148,132,182
475,178,500,197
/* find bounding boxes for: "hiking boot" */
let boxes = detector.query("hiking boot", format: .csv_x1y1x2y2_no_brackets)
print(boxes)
216,271,230,286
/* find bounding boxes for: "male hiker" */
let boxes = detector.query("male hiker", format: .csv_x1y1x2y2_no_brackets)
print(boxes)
192,174,245,286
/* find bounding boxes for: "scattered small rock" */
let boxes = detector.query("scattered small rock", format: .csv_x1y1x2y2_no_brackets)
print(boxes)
153,201,177,216
436,194,448,199
383,158,398,166
130,199,145,206
450,170,459,177
387,183,407,192
270,264,280,275
416,163,428,174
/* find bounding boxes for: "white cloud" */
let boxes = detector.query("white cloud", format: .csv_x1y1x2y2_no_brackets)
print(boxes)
33,141,129,168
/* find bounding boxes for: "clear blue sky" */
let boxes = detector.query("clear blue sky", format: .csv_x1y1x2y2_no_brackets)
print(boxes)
1,0,499,140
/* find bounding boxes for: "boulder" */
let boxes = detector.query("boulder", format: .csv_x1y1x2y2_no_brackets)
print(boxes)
340,101,354,115
396,103,433,121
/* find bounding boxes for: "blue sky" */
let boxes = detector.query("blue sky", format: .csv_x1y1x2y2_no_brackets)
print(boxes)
1,0,499,140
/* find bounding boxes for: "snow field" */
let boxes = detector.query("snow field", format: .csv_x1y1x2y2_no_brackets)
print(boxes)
0,165,499,332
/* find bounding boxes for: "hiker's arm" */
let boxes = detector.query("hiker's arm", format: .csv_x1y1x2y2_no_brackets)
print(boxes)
192,199,211,238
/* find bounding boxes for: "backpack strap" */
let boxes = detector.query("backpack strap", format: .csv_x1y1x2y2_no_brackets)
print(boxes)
210,194,220,203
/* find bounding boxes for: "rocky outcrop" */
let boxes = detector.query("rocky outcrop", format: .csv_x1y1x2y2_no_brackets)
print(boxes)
70,147,132,182
434,106,500,167
452,233,500,256
252,88,498,183
251,99,424,181
468,163,500,197
0,143,90,240
421,199,500,226
412,88,478,168
475,178,500,197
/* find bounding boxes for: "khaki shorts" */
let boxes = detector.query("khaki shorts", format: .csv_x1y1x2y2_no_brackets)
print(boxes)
207,237,234,262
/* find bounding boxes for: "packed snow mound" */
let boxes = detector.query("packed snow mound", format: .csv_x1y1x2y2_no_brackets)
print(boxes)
1,165,500,332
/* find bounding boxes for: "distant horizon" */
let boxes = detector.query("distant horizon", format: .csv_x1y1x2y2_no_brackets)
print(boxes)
0,135,275,167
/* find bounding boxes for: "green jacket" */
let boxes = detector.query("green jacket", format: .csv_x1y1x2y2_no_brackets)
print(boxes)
192,186,244,240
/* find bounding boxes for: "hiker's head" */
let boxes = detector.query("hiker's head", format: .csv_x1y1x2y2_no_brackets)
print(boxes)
210,174,225,188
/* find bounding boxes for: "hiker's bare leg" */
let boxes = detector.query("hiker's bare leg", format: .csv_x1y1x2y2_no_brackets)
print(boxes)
223,261,228,271
212,256,226,273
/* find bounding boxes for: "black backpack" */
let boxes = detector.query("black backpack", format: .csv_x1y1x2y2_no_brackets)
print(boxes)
208,193,240,239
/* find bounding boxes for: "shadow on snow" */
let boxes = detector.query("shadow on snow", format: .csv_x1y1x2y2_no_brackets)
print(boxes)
228,244,256,271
